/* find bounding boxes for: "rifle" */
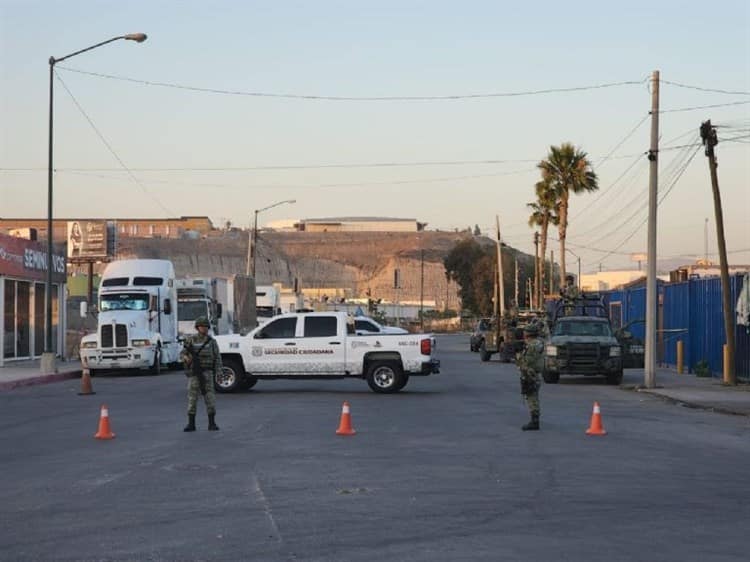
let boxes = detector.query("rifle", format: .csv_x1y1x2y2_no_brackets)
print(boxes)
187,338,211,396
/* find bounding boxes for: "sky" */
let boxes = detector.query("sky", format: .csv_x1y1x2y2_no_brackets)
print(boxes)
1,0,748,272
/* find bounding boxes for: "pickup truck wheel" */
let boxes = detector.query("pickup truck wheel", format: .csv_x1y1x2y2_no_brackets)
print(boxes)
479,342,491,362
606,370,623,385
215,358,245,393
366,362,404,393
395,373,410,391
542,371,560,384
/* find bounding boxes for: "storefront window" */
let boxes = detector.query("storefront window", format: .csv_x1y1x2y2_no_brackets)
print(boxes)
16,282,30,358
52,284,59,355
34,283,45,356
4,281,15,359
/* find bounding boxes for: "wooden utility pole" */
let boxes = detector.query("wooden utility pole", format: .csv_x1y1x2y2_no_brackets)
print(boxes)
514,257,519,309
533,232,540,308
420,249,425,332
644,70,660,389
549,250,554,296
495,215,505,318
700,120,736,385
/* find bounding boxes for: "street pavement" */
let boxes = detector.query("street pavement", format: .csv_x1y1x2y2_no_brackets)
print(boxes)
0,334,748,561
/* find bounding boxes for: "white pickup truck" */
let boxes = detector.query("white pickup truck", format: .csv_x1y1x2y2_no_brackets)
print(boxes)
214,311,440,393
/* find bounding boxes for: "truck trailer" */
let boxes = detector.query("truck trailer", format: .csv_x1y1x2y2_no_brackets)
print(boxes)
176,275,256,337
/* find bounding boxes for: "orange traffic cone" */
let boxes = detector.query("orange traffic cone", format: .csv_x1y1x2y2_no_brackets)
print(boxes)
585,402,607,436
94,404,116,439
335,401,356,436
78,368,95,396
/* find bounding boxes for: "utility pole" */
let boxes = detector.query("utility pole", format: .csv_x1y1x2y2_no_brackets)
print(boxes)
533,232,540,308
420,249,425,332
496,216,505,318
700,120,736,385
644,70,660,389
514,257,519,310
549,250,554,296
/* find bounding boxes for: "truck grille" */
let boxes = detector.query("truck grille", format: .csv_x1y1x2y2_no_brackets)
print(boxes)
559,343,602,369
101,324,128,348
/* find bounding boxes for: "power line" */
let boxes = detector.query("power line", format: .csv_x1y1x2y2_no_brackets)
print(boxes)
661,80,750,96
58,66,648,101
0,153,644,173
594,145,702,265
56,166,539,191
55,71,175,217
660,100,750,113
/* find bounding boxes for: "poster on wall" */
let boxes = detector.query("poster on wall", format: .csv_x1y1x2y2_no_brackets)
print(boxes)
67,221,108,259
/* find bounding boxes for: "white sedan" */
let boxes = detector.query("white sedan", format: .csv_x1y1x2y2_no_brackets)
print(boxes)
354,316,408,335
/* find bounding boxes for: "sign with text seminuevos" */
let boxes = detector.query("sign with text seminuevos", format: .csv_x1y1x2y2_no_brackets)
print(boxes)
0,232,66,283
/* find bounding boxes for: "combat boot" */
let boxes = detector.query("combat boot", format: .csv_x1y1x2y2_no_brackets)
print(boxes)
522,414,540,431
208,413,219,431
183,414,196,432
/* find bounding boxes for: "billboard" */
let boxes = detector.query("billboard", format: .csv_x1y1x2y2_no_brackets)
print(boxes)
67,221,108,259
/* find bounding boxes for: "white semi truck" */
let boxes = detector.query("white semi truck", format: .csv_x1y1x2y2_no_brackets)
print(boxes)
79,259,180,374
176,275,256,337
256,284,281,326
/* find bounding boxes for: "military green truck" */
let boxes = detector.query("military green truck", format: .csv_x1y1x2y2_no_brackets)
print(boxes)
542,295,623,385
479,310,540,363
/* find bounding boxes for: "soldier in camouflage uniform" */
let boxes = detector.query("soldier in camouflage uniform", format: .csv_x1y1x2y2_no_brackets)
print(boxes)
180,316,222,432
517,323,544,430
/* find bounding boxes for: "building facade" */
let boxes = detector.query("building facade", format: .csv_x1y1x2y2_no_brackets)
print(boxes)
0,216,215,243
295,217,426,233
0,232,67,366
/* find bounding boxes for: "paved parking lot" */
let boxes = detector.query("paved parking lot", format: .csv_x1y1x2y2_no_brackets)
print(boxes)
1,334,748,561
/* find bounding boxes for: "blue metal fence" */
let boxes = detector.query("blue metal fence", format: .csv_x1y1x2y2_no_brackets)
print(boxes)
603,274,748,380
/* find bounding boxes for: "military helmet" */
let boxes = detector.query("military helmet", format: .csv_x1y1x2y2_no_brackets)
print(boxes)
523,323,540,336
194,316,210,328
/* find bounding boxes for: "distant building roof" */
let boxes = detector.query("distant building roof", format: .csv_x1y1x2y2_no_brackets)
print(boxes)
301,217,417,223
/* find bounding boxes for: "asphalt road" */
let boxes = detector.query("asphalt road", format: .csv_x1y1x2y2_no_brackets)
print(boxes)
1,334,748,561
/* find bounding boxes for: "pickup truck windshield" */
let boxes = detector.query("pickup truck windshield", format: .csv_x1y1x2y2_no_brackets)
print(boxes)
100,293,149,311
553,321,612,337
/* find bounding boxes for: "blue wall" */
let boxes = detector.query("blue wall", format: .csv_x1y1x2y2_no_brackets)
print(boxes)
603,274,748,380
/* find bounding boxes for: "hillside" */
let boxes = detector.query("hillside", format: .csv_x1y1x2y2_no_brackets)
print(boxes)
112,230,534,309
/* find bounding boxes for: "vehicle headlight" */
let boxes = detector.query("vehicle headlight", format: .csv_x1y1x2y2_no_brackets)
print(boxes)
545,345,558,357
81,341,98,349
131,339,152,347
609,346,621,357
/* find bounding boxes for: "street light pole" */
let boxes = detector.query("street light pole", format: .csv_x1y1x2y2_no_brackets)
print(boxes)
43,33,146,373
249,199,296,279
565,248,581,291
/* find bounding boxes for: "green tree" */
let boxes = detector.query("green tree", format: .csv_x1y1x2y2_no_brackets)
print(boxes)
527,178,558,304
538,143,598,288
444,238,488,314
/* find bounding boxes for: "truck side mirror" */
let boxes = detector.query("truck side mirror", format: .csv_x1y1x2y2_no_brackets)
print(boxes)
80,301,88,318
163,298,172,315
216,303,223,319
150,295,158,312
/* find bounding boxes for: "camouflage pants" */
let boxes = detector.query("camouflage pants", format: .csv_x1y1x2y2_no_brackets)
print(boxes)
522,373,541,418
187,371,216,416
525,389,540,418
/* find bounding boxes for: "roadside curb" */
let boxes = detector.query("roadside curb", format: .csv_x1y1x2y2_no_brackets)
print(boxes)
621,385,750,417
0,371,81,392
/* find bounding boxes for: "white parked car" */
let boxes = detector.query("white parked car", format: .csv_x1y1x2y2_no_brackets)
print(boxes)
354,316,408,335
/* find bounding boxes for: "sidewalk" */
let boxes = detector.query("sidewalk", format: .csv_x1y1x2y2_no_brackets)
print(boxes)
0,359,82,391
622,367,750,416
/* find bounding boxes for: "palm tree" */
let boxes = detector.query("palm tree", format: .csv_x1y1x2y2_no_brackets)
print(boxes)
538,143,598,288
527,179,558,307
